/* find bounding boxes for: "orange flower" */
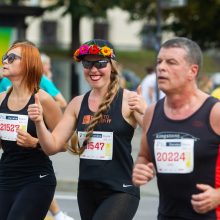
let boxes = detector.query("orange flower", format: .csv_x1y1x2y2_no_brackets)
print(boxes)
73,49,80,62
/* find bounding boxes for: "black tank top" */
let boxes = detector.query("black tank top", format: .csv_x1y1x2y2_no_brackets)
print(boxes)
76,88,140,198
0,92,56,190
148,97,220,219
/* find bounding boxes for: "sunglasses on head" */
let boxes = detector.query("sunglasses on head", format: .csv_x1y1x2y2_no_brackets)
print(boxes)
2,53,21,64
82,60,109,69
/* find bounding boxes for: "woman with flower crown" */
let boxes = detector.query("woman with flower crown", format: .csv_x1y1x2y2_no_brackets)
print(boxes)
28,39,147,220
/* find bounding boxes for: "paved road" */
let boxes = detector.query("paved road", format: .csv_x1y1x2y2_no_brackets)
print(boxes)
45,191,159,220
47,127,160,220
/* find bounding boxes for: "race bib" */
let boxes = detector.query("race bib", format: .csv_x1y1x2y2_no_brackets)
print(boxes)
154,138,194,173
78,131,113,160
0,113,28,141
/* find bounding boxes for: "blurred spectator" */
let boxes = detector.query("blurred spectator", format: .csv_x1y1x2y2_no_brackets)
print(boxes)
210,72,220,99
211,86,220,100
117,64,141,91
210,72,220,90
0,67,11,92
0,75,11,93
197,75,213,94
122,69,141,91
41,53,52,80
141,66,164,105
40,53,67,109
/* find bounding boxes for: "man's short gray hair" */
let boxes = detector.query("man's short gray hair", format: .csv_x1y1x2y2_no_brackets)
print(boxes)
161,37,203,74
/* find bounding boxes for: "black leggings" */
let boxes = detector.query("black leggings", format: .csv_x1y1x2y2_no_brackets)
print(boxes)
78,187,139,220
0,184,55,220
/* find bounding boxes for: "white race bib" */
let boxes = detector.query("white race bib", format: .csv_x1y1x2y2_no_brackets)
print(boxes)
0,113,28,141
154,138,194,173
78,131,113,160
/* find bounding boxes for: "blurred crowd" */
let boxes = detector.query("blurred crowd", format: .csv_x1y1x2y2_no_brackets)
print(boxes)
198,72,220,99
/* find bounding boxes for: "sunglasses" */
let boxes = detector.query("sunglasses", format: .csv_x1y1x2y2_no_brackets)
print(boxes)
2,53,21,64
82,60,109,69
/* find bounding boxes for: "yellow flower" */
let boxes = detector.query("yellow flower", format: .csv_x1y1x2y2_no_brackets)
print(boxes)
101,46,111,57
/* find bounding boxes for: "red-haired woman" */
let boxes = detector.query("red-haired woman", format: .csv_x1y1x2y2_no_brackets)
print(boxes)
0,42,64,220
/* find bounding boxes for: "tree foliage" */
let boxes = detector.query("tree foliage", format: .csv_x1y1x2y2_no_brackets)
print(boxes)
119,0,220,50
0,0,20,4
3,0,220,50
118,0,155,20
47,0,118,18
162,0,220,49
46,0,120,49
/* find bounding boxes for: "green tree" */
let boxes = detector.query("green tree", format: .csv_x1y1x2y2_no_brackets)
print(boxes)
118,0,220,50
162,0,220,49
118,0,155,20
0,0,20,4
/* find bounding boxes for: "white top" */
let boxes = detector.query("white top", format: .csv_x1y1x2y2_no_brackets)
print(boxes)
141,72,165,105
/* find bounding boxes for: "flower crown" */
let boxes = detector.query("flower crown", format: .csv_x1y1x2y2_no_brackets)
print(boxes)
73,43,115,62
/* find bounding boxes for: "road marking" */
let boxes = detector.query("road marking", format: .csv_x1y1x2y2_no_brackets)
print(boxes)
55,194,77,200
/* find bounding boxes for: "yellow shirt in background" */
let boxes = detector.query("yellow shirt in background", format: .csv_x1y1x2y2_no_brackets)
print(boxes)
211,87,220,100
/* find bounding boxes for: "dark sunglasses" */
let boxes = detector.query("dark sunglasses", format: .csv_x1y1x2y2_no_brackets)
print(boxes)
2,53,21,64
82,60,109,69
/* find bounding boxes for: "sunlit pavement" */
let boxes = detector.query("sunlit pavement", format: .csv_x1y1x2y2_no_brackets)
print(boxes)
44,216,53,220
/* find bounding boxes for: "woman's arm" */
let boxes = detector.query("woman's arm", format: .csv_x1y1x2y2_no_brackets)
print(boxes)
28,91,82,155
